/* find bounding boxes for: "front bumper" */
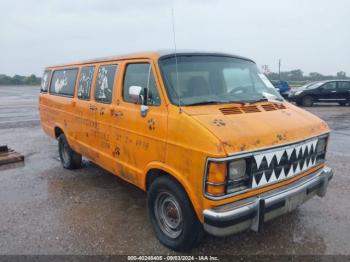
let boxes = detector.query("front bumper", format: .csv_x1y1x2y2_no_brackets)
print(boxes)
280,91,290,98
203,166,333,237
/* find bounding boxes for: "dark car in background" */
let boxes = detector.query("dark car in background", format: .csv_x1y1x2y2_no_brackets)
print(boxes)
271,80,290,98
288,80,350,106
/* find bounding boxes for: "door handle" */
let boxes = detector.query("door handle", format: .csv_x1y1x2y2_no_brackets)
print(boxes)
331,91,336,93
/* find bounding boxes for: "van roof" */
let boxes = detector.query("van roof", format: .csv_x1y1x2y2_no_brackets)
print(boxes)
46,49,255,69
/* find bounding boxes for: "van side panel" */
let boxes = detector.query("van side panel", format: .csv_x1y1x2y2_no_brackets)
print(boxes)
39,57,170,191
39,94,79,144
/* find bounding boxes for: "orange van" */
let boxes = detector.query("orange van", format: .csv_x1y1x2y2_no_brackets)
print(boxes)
39,51,333,251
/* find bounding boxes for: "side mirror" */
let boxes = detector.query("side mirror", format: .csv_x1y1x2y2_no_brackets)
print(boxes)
128,85,149,117
318,86,324,91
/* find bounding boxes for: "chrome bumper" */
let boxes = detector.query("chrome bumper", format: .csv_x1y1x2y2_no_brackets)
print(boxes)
203,166,333,237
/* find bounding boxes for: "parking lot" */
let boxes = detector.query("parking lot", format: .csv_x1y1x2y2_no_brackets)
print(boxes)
0,85,349,255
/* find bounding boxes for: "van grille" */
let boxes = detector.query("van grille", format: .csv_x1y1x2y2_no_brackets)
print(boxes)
219,103,286,115
250,137,321,189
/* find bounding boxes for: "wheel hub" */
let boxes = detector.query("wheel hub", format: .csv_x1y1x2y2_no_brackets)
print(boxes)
154,192,183,239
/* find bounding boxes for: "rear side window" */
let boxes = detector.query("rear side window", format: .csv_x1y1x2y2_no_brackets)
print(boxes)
95,65,117,103
41,70,51,92
123,63,161,105
338,81,350,90
78,66,95,100
50,69,78,97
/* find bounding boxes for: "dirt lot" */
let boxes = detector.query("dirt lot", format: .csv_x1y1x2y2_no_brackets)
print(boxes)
0,85,349,255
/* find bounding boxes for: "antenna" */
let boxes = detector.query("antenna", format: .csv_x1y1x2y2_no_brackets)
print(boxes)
171,8,181,112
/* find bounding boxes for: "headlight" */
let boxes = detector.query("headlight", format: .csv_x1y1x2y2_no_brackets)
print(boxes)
316,137,327,153
205,158,249,197
316,137,328,162
294,90,303,96
227,159,249,194
228,159,246,180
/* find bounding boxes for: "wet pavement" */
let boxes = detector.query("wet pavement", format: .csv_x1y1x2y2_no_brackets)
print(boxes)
0,85,349,255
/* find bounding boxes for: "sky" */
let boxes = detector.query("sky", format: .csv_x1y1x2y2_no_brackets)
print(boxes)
0,0,349,76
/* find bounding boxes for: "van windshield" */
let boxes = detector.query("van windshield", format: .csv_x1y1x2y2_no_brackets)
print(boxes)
159,55,283,106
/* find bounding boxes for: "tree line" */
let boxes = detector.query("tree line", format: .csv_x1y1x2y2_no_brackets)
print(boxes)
267,69,349,82
0,74,41,85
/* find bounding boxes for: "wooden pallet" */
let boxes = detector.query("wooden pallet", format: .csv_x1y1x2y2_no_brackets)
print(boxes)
0,145,24,165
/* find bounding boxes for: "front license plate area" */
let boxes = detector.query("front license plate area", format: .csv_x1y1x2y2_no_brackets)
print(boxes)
285,191,306,212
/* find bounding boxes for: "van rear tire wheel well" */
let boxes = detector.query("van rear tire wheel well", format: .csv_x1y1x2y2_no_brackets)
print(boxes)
54,127,64,139
58,133,82,169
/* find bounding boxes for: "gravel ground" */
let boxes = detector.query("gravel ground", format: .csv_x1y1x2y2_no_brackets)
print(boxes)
0,86,349,255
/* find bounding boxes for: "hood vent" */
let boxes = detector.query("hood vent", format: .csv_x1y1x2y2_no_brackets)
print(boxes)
241,105,260,113
261,103,286,111
219,107,243,115
219,103,286,115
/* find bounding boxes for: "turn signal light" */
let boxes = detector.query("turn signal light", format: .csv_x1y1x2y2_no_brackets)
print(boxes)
206,162,227,196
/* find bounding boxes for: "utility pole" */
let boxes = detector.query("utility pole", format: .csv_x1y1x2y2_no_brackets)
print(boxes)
278,59,281,81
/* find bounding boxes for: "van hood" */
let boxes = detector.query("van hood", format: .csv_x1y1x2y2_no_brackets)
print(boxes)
182,102,329,155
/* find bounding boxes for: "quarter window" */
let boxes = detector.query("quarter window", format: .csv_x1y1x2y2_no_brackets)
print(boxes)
41,70,51,92
95,65,117,103
50,69,78,96
78,66,94,100
123,63,161,105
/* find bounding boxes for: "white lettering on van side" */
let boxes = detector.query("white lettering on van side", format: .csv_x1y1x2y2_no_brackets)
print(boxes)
55,71,68,93
97,67,111,99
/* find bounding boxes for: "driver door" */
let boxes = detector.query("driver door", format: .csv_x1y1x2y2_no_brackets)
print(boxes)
110,60,168,186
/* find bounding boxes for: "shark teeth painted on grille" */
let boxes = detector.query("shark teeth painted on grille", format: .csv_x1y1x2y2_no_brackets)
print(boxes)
252,138,318,188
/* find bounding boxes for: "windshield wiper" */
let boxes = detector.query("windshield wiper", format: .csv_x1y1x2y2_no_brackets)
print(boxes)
186,100,251,106
186,100,225,106
247,98,268,104
247,97,284,104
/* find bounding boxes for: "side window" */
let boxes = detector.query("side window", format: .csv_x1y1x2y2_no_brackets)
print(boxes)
322,82,336,90
50,69,78,97
338,82,350,90
78,66,94,100
41,70,51,92
95,65,117,103
123,63,161,106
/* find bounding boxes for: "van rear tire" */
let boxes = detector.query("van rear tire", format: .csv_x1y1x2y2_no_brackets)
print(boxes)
58,134,82,169
147,176,203,251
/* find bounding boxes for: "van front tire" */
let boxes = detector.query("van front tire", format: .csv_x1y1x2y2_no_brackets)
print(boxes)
148,176,203,251
58,134,82,169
